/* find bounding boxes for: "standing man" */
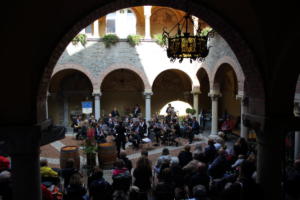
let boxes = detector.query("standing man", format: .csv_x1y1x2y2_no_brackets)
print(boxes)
132,104,141,118
115,121,126,157
111,107,120,118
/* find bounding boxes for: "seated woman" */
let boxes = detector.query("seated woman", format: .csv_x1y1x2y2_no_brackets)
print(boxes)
40,159,60,185
112,159,132,192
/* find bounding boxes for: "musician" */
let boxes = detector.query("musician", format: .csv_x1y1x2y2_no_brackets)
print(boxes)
72,115,81,134
132,104,141,118
153,119,162,145
115,121,127,157
111,107,120,118
166,103,174,114
139,119,147,138
190,116,200,144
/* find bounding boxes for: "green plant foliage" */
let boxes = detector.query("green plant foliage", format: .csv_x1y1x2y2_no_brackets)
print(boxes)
72,34,87,46
200,27,213,36
186,108,196,115
154,34,166,47
82,138,98,154
102,34,119,48
127,34,142,47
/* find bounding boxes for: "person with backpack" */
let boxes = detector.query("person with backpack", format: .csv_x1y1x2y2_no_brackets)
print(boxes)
88,167,112,200
64,172,87,200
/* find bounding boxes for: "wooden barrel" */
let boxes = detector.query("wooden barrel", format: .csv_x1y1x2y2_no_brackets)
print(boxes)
98,143,117,169
60,146,80,170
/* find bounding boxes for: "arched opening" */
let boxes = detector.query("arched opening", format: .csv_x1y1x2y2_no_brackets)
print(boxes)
105,8,137,38
100,69,145,116
48,69,93,126
159,100,192,116
213,63,240,132
152,69,192,115
197,68,211,114
150,7,179,37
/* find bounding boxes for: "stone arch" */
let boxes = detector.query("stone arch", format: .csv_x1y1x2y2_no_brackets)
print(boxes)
152,68,193,88
211,56,245,93
196,65,212,90
97,64,151,91
38,0,265,122
52,63,97,91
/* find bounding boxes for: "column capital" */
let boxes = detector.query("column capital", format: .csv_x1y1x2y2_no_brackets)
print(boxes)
92,92,102,97
144,92,153,96
191,86,201,94
143,89,153,96
208,90,221,100
236,93,249,106
144,6,152,16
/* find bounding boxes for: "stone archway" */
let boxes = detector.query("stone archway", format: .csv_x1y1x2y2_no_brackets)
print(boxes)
97,63,151,92
52,63,97,90
196,67,211,115
211,56,245,93
100,68,145,116
152,69,193,115
38,0,265,124
49,69,94,125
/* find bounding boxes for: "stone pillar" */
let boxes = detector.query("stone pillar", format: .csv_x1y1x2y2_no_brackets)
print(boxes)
93,19,99,38
63,95,69,127
295,131,300,159
8,127,42,200
45,92,50,119
256,120,284,200
93,92,101,120
236,93,248,139
144,6,152,39
191,86,201,116
144,90,153,122
208,90,221,136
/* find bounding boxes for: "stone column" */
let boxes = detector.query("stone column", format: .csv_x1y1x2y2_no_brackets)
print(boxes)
144,6,152,39
144,90,153,122
208,90,221,136
191,86,201,117
63,95,69,127
45,92,50,119
93,19,99,38
93,92,101,120
295,131,300,159
256,119,284,200
236,93,248,139
8,126,42,200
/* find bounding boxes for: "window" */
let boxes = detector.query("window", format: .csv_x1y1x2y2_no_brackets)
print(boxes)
106,12,116,34
105,9,136,38
85,24,93,34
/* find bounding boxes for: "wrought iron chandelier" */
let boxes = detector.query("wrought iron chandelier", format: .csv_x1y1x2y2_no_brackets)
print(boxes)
162,14,214,63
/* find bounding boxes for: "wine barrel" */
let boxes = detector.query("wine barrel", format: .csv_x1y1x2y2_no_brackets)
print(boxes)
98,143,117,169
60,146,80,170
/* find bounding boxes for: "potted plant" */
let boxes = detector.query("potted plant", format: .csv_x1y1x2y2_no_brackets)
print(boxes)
186,108,196,115
154,33,166,47
127,34,142,46
102,34,119,48
82,137,97,170
72,33,87,46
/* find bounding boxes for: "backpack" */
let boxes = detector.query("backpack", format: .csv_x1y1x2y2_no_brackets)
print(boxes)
90,179,112,199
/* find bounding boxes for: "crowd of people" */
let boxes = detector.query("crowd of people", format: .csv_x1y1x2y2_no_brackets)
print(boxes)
1,104,300,199
19,138,300,200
